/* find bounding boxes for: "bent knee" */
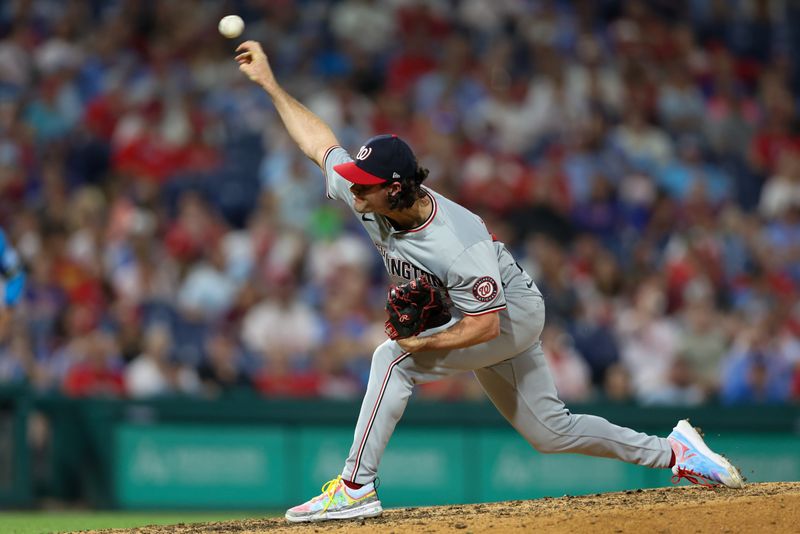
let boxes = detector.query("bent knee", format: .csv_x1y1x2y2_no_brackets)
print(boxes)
530,439,567,455
526,412,577,454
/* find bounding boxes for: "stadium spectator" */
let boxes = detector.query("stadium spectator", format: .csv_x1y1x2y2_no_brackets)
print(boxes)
0,327,33,385
602,363,634,404
124,323,199,398
176,240,240,321
643,356,706,406
759,150,800,220
541,323,591,402
675,294,728,396
197,330,252,397
720,318,794,404
0,0,795,408
62,329,124,398
615,277,680,403
241,272,323,368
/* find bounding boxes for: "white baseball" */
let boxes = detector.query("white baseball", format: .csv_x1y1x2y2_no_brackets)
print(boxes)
218,15,244,39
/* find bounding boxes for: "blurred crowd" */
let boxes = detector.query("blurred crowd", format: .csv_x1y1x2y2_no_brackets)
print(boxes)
0,0,798,406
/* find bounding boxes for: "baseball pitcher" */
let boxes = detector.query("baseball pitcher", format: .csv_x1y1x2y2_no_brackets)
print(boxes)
235,41,744,523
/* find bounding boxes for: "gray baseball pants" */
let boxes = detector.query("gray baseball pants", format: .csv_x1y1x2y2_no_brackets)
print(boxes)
341,292,673,484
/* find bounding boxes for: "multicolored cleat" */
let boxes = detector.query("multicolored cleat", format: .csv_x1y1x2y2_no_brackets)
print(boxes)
668,419,745,489
285,475,383,523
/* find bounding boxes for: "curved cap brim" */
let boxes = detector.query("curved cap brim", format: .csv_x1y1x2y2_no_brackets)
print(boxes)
333,162,387,185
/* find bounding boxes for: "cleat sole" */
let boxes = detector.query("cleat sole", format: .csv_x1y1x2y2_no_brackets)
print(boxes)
285,500,383,523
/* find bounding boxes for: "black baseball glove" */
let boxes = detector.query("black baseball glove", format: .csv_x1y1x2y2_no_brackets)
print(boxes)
384,277,451,340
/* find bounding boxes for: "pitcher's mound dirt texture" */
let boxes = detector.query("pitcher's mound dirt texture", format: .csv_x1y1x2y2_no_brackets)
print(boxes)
96,481,800,534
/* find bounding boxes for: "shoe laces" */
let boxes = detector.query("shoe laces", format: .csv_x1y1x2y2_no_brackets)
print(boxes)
318,476,344,513
671,467,718,488
669,435,720,488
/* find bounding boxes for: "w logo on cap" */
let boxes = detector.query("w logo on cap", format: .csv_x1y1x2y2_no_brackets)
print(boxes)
356,146,372,160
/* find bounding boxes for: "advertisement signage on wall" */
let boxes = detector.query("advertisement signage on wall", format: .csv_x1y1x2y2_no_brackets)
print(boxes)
113,422,800,509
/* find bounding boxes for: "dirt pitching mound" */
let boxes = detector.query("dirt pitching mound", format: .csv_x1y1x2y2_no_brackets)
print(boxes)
95,481,800,534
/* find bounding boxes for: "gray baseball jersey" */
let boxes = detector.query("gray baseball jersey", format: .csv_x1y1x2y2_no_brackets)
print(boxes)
321,145,673,485
324,145,541,323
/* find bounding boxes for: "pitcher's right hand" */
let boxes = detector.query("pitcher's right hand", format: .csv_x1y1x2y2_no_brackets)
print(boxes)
235,40,277,90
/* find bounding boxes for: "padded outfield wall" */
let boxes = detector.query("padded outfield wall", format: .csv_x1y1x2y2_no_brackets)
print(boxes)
1,389,798,509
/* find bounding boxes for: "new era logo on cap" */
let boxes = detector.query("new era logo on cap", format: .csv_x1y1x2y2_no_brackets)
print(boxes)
334,134,416,185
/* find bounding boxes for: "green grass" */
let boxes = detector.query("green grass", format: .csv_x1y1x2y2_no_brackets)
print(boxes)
0,511,272,533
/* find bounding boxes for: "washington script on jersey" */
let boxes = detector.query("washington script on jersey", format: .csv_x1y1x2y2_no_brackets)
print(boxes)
376,243,444,287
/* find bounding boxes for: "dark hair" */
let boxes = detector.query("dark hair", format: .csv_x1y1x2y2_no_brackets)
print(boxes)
387,165,429,210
